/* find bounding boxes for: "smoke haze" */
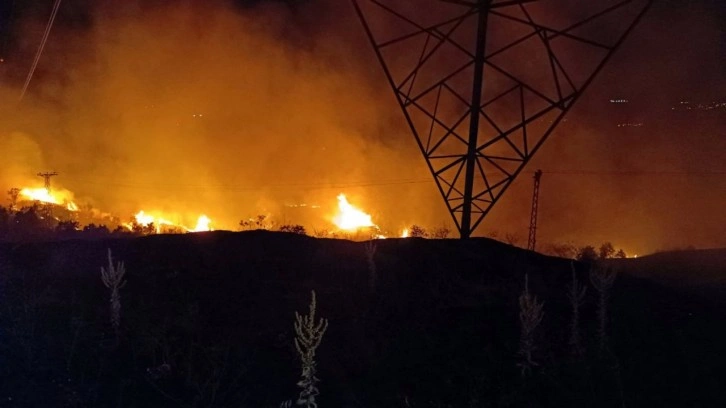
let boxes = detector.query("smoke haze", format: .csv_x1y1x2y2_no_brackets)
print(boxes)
0,0,723,254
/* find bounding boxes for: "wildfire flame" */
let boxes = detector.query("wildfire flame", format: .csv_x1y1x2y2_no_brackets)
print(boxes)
134,210,155,226
20,188,55,203
401,228,409,238
15,182,212,233
19,187,78,211
332,194,375,231
130,210,212,233
192,215,211,232
12,183,405,238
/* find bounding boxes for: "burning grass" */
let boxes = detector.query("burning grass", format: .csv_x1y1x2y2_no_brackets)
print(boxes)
6,181,421,240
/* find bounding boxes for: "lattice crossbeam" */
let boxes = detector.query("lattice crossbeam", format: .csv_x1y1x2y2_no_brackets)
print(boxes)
353,0,653,237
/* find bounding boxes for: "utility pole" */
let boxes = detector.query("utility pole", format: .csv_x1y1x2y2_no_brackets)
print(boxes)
527,170,542,252
37,171,58,194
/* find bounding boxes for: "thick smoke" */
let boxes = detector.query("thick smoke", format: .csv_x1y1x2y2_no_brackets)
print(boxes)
0,0,436,233
0,0,723,253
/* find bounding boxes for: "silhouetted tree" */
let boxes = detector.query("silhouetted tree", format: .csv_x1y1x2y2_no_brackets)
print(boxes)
599,242,615,259
576,245,598,262
83,223,111,238
240,214,273,230
112,225,131,236
7,188,19,210
543,243,578,259
409,225,427,238
158,225,185,235
615,249,627,259
130,221,155,236
279,224,307,235
55,220,80,236
0,206,10,237
431,226,450,239
505,232,520,246
13,205,48,239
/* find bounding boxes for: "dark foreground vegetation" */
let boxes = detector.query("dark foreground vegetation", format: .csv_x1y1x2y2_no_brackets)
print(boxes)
0,231,724,407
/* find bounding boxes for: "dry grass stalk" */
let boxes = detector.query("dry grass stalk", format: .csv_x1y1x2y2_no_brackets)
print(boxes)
567,262,587,357
589,264,617,352
518,274,544,377
100,248,126,338
294,290,328,407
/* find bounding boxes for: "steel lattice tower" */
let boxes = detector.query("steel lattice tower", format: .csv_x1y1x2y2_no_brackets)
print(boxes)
352,0,653,238
527,169,542,251
37,171,58,193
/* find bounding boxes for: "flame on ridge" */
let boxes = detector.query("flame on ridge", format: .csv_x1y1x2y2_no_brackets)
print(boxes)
16,184,400,238
332,194,375,231
18,183,211,234
19,187,78,211
129,210,212,233
192,215,211,232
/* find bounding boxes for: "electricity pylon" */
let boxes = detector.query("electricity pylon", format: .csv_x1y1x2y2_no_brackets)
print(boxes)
352,0,653,238
37,171,58,193
527,169,542,251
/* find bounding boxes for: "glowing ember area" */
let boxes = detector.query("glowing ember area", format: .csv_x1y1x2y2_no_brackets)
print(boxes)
130,210,212,233
191,215,212,232
332,194,376,231
20,187,55,203
134,210,155,226
401,228,410,238
20,187,78,211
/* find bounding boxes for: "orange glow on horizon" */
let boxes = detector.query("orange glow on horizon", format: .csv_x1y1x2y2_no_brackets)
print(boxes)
129,210,212,233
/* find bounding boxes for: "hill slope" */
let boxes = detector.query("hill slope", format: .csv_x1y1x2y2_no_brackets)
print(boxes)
0,231,724,407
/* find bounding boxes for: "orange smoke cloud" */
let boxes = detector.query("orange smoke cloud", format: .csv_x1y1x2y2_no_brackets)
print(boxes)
0,0,721,254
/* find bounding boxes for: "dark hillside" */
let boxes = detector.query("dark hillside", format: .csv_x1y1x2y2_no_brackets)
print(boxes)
603,248,726,305
0,232,724,407
604,248,726,285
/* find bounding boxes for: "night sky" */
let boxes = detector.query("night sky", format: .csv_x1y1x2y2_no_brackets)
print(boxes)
0,0,723,254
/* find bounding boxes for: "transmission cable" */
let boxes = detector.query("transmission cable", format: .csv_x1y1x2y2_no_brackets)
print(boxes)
18,0,62,102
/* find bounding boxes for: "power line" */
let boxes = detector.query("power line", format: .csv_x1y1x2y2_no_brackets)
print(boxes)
18,0,62,102
60,171,726,190
542,170,726,176
12,170,723,194
60,177,434,192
